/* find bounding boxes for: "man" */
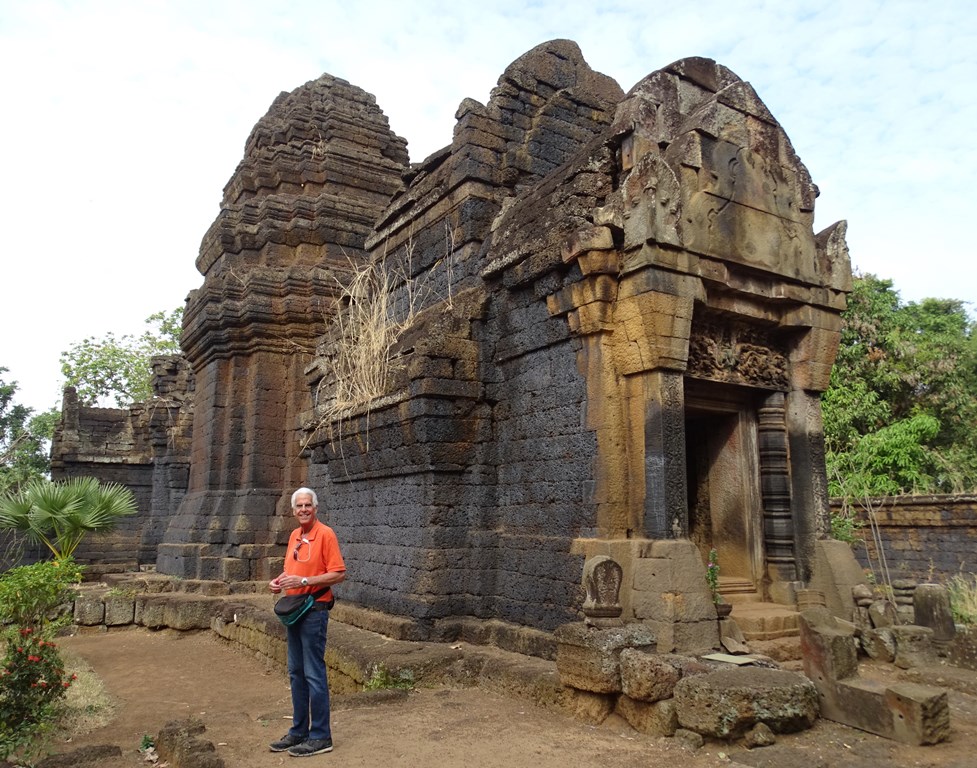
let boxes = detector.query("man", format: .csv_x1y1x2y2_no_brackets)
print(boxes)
268,487,346,757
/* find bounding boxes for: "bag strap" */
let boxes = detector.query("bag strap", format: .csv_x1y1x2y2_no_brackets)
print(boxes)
308,586,331,601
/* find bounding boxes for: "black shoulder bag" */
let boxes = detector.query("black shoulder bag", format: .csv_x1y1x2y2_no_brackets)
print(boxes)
274,587,335,626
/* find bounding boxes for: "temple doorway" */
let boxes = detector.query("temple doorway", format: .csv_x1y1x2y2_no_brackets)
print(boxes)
684,380,764,599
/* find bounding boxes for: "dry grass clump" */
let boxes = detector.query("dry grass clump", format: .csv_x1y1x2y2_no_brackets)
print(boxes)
58,647,117,736
946,572,977,625
314,250,425,431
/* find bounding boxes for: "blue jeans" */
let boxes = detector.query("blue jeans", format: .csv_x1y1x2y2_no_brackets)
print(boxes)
286,608,331,741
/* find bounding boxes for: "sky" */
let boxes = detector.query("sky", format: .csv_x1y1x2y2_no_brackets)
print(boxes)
1,0,975,414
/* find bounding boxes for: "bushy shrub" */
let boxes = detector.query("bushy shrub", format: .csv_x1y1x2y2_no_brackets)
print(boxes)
0,626,76,761
0,557,82,629
0,558,82,761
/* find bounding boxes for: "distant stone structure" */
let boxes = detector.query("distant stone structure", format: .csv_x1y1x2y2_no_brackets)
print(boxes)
52,40,857,652
50,356,193,574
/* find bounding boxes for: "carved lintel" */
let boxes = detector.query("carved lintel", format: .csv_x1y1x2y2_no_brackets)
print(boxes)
687,315,789,390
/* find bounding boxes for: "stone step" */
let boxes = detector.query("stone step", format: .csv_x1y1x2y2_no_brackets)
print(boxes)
728,601,800,641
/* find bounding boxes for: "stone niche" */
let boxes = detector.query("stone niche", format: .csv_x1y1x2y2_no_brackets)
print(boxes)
51,40,854,653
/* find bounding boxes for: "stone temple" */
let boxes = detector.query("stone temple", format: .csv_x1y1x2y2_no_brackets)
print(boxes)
51,40,856,653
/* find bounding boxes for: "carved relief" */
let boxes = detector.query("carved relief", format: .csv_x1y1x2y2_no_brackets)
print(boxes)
687,316,788,390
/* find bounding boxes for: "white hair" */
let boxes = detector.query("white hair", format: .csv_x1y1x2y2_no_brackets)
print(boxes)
290,487,318,508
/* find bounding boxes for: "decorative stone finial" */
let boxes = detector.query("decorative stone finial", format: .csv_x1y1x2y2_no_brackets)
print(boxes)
582,555,623,626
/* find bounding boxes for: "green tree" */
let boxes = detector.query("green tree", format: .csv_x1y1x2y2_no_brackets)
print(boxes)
59,308,183,407
823,274,977,496
0,477,137,560
0,370,57,494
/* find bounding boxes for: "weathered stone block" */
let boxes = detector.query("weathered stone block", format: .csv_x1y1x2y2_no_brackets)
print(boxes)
559,687,615,725
948,625,977,671
619,648,680,702
674,668,818,738
136,596,167,628
913,583,955,643
616,695,678,735
163,596,221,631
103,595,135,626
869,599,898,628
892,625,936,669
554,622,655,693
861,627,896,663
807,539,865,622
219,557,249,582
885,683,950,746
73,594,105,626
799,607,859,682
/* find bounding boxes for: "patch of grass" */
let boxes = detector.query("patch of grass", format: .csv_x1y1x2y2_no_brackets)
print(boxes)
363,663,414,692
946,572,977,626
105,586,137,599
57,648,116,737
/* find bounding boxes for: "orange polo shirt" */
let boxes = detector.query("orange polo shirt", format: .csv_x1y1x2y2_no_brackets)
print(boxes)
283,518,346,603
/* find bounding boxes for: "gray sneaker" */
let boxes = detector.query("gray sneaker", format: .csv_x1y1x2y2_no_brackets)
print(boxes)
287,738,333,756
269,733,304,752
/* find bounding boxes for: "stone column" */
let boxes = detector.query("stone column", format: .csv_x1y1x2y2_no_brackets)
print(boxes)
758,392,796,584
642,370,688,539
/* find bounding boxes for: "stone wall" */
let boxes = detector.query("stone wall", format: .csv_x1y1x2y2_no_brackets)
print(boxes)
837,495,977,580
305,41,622,634
49,356,193,573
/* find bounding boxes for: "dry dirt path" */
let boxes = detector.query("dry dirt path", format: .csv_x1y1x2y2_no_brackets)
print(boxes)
46,627,977,768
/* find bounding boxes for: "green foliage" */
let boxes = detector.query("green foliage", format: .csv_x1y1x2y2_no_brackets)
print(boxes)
823,274,977,497
60,307,183,407
0,626,76,762
829,503,862,545
363,662,414,691
0,558,82,630
946,573,977,626
0,369,57,495
705,548,720,604
0,477,137,560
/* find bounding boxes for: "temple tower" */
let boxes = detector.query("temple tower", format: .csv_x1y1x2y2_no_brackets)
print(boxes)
157,75,408,580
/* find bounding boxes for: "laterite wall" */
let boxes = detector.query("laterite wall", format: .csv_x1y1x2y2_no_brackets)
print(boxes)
837,495,977,580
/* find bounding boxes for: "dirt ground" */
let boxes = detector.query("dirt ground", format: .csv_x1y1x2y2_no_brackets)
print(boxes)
39,627,977,768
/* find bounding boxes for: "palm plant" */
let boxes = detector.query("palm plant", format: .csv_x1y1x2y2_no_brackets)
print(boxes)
0,477,137,560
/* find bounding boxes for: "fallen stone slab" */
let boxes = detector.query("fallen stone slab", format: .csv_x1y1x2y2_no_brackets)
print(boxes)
799,606,950,745
673,667,818,738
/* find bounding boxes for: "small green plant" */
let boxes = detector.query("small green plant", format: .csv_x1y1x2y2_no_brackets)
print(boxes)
140,734,155,750
363,663,414,692
105,586,137,599
829,502,863,545
706,548,721,604
0,476,137,560
946,572,977,626
0,627,76,762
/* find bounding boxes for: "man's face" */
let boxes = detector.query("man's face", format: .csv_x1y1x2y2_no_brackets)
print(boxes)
293,494,317,527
